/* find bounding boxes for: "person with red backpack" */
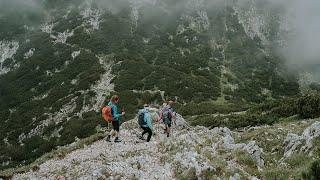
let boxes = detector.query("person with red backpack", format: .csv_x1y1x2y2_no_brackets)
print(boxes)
160,100,175,137
103,95,125,143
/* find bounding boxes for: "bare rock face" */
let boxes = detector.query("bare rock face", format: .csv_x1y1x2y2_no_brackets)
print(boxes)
301,122,320,152
243,141,264,168
0,40,19,75
282,121,320,159
71,51,81,59
216,127,264,168
41,23,54,34
283,133,303,158
219,127,245,150
81,8,103,33
24,48,35,59
174,151,214,176
50,30,74,44
229,173,241,180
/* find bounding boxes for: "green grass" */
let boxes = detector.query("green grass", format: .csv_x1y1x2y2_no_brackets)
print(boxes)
286,154,312,169
233,150,261,177
302,159,320,180
264,169,290,180
262,155,315,179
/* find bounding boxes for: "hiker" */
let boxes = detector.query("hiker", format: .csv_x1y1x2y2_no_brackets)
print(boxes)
138,104,153,142
106,95,125,143
160,100,175,137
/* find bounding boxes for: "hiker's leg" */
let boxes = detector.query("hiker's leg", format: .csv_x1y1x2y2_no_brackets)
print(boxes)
142,127,148,137
106,132,112,142
109,129,114,136
165,120,168,131
107,122,116,141
111,121,116,136
146,127,152,142
167,122,172,137
112,121,120,138
111,121,121,142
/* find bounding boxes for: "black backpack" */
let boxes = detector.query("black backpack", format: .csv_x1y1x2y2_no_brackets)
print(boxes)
138,111,147,126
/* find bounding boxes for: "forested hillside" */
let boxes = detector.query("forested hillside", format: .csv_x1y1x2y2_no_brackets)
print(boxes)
0,0,316,171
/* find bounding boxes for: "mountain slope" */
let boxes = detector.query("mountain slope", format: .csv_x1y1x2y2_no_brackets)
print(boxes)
0,0,304,170
6,112,320,179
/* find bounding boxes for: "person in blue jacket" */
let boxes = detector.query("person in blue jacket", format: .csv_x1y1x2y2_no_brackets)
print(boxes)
106,95,125,143
139,104,153,142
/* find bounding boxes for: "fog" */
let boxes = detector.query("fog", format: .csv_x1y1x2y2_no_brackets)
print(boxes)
0,0,319,66
0,0,43,13
280,0,320,66
98,0,320,66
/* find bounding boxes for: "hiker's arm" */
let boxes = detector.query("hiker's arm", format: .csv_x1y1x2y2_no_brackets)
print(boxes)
170,111,176,119
147,119,153,130
171,112,177,125
158,110,163,120
112,106,122,119
158,110,164,122
145,113,153,130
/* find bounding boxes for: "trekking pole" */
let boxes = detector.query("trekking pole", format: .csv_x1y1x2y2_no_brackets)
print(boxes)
172,122,174,137
157,120,160,136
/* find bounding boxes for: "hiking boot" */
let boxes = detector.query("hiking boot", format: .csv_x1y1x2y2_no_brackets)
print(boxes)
139,135,145,140
114,137,122,143
106,135,111,142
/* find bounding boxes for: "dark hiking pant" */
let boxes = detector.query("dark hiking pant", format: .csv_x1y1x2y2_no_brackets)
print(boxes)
141,126,152,142
112,120,120,132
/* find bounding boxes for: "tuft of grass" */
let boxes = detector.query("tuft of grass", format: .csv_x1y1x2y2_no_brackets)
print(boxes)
264,169,290,180
286,154,312,169
302,159,320,180
175,167,197,180
263,154,316,179
233,150,260,177
199,168,217,180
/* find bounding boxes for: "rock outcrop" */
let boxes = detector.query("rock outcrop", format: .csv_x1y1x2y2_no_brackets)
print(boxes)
282,121,320,159
13,111,266,179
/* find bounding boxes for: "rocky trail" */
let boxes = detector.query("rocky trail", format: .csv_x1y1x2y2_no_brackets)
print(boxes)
10,110,320,179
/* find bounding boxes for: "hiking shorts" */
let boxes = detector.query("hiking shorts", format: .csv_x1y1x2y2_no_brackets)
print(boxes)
164,119,172,127
112,120,120,132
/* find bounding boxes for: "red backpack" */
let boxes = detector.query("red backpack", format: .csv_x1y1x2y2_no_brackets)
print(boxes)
102,106,113,122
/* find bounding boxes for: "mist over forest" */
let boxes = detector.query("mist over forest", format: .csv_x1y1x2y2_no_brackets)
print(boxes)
0,0,320,179
1,0,319,66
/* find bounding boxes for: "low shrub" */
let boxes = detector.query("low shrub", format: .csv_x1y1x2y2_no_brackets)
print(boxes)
302,159,320,180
